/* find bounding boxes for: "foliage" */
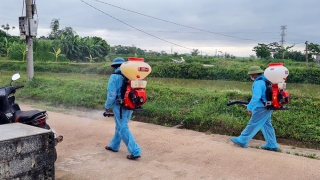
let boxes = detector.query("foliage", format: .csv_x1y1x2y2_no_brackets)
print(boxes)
51,47,62,62
1,72,319,148
112,45,145,56
0,29,6,37
253,43,271,58
1,23,15,34
1,18,111,62
273,50,311,62
48,18,60,40
2,60,320,84
9,41,26,61
33,39,56,61
308,43,320,55
0,61,114,75
148,62,320,84
191,49,200,56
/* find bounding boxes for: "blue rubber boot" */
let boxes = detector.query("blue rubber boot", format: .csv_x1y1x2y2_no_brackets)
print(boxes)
230,137,248,148
261,144,280,151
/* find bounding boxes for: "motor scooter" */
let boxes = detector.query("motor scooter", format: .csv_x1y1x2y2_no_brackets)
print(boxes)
0,73,63,161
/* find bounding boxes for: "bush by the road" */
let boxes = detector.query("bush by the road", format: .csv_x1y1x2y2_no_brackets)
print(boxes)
0,73,317,149
1,61,320,84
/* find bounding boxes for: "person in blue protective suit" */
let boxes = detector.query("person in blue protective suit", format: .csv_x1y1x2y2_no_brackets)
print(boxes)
104,57,141,160
229,66,280,151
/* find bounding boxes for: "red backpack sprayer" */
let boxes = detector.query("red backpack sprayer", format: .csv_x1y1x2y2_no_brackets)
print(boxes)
263,63,290,110
104,57,152,117
227,63,290,110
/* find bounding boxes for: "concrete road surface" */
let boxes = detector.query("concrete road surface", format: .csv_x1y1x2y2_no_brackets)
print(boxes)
21,104,320,180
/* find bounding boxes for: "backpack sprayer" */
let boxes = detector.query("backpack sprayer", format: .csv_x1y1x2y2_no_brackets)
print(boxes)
263,63,290,110
104,57,152,117
227,63,290,110
117,57,152,110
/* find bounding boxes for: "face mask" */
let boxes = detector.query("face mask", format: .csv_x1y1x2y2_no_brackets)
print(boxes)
250,76,255,81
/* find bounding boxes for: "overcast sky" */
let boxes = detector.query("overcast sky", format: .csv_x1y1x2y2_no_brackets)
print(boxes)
1,0,319,57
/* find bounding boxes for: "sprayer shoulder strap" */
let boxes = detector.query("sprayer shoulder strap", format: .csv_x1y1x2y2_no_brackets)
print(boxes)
254,77,272,104
255,77,271,86
112,72,128,100
113,72,123,76
111,72,127,119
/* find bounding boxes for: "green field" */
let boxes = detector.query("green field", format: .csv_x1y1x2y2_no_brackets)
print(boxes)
1,70,319,149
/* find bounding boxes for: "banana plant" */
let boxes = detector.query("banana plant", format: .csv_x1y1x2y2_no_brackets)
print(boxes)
51,47,62,62
85,53,98,63
10,41,26,61
4,37,10,57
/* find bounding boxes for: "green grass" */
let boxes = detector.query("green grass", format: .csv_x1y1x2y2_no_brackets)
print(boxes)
1,71,320,149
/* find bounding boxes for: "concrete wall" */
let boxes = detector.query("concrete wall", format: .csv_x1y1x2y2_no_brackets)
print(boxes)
0,123,55,180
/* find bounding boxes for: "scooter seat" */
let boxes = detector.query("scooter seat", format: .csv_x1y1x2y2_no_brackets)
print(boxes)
14,110,47,123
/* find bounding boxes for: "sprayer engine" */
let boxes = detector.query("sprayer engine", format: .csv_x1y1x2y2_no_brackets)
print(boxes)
123,80,147,110
118,57,151,111
265,83,290,110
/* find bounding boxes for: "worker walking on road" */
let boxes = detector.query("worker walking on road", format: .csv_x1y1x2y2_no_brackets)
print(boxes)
230,66,280,151
104,57,141,160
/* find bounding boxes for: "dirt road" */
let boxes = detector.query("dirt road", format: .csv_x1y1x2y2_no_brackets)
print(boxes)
21,104,320,180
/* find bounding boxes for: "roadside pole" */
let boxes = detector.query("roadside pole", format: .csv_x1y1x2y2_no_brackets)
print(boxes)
305,41,308,67
26,0,34,81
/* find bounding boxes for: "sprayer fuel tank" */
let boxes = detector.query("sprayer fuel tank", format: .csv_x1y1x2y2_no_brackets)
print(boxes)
264,63,289,84
120,57,152,80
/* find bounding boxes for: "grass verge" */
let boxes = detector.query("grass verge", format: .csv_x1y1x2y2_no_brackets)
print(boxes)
1,71,319,149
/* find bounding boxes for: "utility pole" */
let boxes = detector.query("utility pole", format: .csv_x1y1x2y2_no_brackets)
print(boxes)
280,25,287,46
25,0,34,81
305,41,308,67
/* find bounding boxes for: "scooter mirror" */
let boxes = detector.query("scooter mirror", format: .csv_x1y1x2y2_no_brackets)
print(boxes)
12,73,20,81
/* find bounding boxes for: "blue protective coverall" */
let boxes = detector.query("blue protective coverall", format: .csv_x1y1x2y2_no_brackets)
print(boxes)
230,74,279,149
104,67,141,157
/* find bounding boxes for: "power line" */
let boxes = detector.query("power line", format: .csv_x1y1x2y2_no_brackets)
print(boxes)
0,16,307,49
288,32,320,39
0,17,280,45
80,0,195,51
93,0,260,42
0,17,280,35
21,0,24,15
2,16,316,41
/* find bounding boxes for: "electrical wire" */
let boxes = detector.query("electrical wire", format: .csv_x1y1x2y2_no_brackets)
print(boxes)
80,0,194,51
21,0,24,16
288,32,320,39
79,0,280,55
4,1,316,55
93,0,259,41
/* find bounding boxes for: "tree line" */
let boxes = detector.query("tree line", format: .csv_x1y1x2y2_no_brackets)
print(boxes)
252,42,320,63
1,19,320,62
0,19,111,62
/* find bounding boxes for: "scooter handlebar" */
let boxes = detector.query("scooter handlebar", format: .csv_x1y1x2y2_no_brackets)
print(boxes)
15,85,24,90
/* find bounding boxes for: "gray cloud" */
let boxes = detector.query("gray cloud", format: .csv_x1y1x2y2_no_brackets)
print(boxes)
1,0,319,56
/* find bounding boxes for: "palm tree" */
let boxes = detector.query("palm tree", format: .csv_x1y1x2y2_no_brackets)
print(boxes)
1,24,15,35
